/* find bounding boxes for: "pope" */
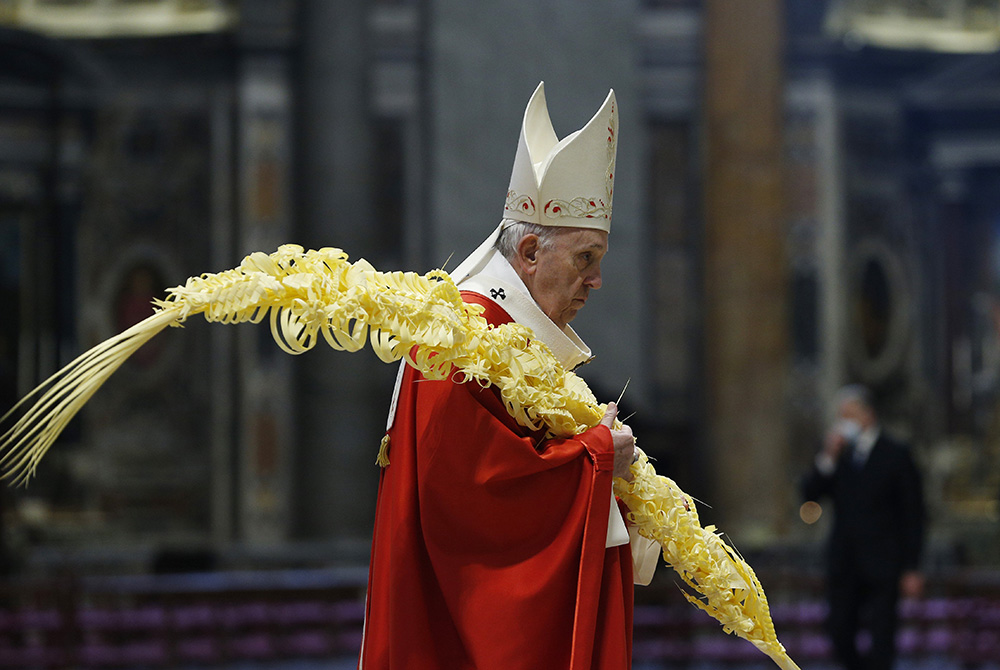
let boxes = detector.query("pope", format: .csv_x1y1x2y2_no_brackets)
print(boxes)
0,82,800,670
359,82,659,670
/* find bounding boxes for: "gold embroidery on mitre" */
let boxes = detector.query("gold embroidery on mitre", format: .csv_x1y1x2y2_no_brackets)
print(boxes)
543,197,610,219
504,190,536,217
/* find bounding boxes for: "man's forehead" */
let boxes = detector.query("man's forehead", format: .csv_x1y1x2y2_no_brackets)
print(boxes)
554,227,609,251
839,398,866,413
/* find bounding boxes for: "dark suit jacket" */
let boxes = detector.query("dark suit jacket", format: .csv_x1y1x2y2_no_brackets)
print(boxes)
802,431,925,581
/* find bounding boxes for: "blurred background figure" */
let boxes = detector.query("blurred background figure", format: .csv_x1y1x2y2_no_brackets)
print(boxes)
802,385,926,670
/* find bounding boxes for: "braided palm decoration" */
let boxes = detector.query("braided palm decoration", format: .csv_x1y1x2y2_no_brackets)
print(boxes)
0,244,799,669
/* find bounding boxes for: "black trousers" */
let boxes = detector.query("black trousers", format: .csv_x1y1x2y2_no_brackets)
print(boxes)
827,567,901,670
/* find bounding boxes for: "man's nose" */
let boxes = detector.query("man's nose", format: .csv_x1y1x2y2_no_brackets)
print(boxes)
586,266,602,289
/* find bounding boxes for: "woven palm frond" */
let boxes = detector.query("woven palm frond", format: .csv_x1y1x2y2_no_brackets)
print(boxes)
0,244,798,669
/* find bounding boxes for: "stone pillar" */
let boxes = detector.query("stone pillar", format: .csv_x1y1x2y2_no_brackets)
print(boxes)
234,5,298,543
294,0,396,549
702,0,790,541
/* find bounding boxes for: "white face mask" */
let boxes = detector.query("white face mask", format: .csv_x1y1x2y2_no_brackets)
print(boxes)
835,418,863,443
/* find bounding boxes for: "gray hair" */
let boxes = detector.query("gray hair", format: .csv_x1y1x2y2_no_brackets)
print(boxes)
494,218,557,262
835,384,874,412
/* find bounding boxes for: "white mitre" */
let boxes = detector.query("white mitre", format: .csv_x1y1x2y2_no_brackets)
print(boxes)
443,83,652,570
450,81,618,285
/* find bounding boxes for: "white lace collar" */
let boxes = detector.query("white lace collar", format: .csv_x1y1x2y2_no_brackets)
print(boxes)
457,250,593,370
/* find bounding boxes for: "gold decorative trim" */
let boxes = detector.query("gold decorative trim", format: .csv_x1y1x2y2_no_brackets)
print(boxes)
543,196,610,220
504,190,536,217
0,0,236,38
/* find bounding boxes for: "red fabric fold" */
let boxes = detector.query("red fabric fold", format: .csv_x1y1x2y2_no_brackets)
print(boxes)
360,291,633,670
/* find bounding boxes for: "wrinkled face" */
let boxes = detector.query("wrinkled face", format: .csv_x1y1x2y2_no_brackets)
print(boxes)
518,227,608,329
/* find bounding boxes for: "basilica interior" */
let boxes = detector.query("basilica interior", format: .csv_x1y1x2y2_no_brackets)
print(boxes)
0,0,999,667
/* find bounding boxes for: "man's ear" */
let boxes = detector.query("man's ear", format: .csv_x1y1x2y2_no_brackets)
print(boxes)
516,234,540,275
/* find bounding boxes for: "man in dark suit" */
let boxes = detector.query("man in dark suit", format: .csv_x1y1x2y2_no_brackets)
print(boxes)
802,385,925,670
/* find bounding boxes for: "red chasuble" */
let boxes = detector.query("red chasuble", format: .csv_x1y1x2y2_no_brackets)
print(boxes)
360,291,634,670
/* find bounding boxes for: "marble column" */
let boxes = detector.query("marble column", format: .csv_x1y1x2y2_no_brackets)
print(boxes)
294,0,387,547
702,0,790,540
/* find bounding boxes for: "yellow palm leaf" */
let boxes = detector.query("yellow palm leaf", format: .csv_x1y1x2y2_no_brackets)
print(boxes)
0,244,798,669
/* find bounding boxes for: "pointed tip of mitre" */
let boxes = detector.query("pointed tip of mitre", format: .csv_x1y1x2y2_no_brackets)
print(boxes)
523,82,558,172
504,83,619,232
534,86,618,232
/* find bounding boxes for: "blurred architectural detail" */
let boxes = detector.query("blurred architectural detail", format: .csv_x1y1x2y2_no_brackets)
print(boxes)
0,0,235,38
703,0,790,540
826,0,1000,53
77,96,220,545
787,2,1000,561
901,53,1000,563
0,27,102,549
235,52,295,545
784,75,846,485
636,1,706,504
0,1,298,550
292,0,393,546
2,0,1000,573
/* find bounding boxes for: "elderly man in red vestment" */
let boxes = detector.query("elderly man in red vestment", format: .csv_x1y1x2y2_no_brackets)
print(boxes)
360,82,658,670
